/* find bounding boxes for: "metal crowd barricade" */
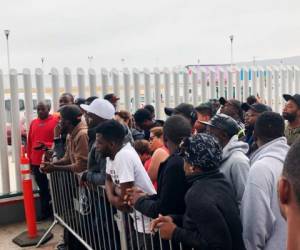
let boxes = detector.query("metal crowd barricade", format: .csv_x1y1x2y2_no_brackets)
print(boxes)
38,170,184,250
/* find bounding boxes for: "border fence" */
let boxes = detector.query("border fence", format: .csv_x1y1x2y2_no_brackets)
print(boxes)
0,65,300,195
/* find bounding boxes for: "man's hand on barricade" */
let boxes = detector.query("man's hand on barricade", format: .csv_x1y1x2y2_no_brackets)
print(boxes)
150,214,176,239
44,150,54,162
40,162,56,173
111,195,133,212
125,187,146,206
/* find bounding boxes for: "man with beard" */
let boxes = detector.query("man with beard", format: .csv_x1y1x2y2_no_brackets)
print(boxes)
241,102,272,155
282,94,300,145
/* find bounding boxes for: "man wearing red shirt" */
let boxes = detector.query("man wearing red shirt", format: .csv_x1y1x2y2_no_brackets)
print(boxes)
27,101,58,220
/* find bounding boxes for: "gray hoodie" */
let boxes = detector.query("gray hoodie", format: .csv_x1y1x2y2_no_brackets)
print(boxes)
241,137,289,250
220,135,250,206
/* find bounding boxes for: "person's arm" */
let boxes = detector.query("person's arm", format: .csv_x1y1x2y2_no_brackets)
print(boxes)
171,203,231,249
147,148,169,182
135,158,186,218
84,147,107,185
105,174,132,211
230,157,250,206
85,166,106,186
53,137,71,165
68,132,89,173
241,163,274,250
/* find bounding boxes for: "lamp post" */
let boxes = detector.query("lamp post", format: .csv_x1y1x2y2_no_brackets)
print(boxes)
41,57,45,71
88,56,94,68
4,30,10,72
229,35,234,69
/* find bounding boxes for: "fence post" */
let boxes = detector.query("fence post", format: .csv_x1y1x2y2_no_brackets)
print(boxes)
35,68,45,102
154,68,161,119
111,69,120,101
227,68,234,100
287,66,294,94
209,69,216,99
88,68,97,97
51,68,60,112
164,68,171,108
243,68,249,101
101,68,109,98
219,68,225,99
173,68,180,106
252,67,258,97
9,69,21,192
23,69,34,130
77,68,86,98
192,68,198,106
235,68,241,101
63,67,72,94
133,68,140,111
143,68,151,105
0,69,10,193
183,68,189,103
266,67,273,107
274,67,280,113
295,66,300,94
258,67,266,103
280,67,287,98
200,69,207,102
123,68,131,111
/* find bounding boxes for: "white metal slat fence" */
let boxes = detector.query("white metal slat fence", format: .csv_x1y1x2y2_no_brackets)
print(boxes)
0,65,300,194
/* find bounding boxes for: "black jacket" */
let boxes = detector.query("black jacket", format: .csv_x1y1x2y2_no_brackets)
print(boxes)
134,153,187,218
172,170,245,250
85,127,106,186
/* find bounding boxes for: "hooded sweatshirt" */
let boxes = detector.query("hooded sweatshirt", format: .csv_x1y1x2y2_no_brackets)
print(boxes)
241,137,289,250
220,135,250,206
172,170,245,250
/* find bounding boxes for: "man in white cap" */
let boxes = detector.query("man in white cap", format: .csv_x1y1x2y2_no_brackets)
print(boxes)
80,98,121,249
80,98,115,185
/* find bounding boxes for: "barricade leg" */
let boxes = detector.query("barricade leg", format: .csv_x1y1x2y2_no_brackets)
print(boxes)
36,219,59,248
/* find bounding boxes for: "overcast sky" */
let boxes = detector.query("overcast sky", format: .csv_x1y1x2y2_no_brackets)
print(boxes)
0,0,299,72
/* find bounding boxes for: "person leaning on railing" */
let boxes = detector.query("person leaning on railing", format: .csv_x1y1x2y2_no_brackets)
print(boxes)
95,120,156,249
151,133,245,250
41,104,88,174
80,98,115,186
125,115,191,250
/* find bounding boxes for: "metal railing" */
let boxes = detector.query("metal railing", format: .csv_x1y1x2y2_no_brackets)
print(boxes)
38,170,183,250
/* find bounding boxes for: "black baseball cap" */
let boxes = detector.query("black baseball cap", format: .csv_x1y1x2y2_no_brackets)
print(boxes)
283,94,300,108
104,93,120,102
195,102,213,111
200,113,240,137
219,97,243,120
241,103,272,113
164,103,195,118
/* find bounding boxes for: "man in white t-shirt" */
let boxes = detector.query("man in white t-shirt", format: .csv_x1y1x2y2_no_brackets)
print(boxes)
95,120,156,248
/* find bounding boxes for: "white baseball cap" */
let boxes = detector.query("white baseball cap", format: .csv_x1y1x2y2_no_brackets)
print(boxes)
80,98,115,120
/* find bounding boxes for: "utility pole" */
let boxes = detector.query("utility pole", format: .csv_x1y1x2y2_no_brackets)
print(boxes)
4,30,10,72
229,35,234,69
88,56,94,68
41,57,45,71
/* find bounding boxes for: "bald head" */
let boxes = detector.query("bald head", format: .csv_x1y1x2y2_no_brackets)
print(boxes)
37,101,51,120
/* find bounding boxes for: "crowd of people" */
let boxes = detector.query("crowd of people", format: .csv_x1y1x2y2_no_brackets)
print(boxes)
26,91,300,250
